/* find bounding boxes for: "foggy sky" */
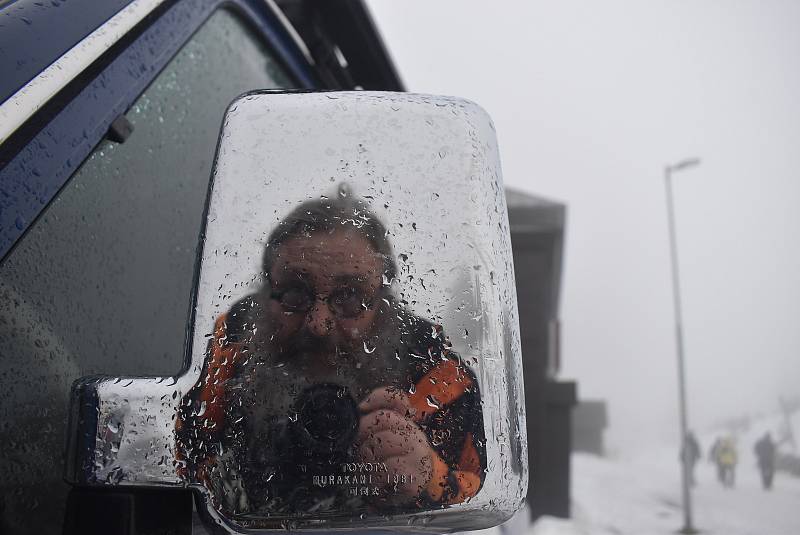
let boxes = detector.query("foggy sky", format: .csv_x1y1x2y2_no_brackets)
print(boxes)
367,0,800,451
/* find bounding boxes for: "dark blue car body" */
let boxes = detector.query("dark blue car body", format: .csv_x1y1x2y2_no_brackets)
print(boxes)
0,0,402,261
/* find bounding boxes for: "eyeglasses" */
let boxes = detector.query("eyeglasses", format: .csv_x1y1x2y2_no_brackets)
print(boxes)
270,284,375,319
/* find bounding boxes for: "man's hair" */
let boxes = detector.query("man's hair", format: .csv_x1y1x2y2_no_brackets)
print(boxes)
261,189,397,283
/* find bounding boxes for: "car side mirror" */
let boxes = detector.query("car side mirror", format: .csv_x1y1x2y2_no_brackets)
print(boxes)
66,91,527,533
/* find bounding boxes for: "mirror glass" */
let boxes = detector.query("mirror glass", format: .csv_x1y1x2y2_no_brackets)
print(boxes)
73,92,526,532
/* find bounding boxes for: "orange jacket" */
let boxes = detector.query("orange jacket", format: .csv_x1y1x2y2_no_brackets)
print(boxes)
176,311,486,506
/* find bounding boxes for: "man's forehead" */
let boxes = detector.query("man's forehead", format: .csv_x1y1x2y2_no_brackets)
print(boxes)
271,230,384,276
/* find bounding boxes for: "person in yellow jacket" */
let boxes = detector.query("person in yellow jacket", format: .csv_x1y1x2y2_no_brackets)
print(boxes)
715,437,738,488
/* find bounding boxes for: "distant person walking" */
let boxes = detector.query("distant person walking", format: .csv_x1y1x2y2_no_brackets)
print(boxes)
754,432,777,490
681,431,702,486
709,437,723,482
714,437,738,488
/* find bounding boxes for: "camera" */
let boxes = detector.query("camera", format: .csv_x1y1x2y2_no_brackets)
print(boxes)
242,383,360,512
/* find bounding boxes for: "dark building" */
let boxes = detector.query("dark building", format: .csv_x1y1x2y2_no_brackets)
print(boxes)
572,400,608,455
506,189,577,521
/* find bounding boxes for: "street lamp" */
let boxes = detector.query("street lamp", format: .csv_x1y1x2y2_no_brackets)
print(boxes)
664,157,701,534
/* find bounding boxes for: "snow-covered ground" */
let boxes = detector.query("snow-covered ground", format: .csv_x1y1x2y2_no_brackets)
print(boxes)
528,413,800,535
569,448,800,535
568,413,800,534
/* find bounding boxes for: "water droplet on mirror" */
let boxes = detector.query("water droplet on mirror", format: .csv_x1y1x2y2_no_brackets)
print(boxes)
426,395,441,409
363,341,376,354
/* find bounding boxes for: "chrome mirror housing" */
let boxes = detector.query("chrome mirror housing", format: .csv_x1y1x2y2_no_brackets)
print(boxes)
67,91,527,532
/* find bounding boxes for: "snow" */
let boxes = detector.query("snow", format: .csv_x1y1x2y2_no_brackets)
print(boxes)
570,449,800,535
528,517,582,535
476,413,800,535
553,413,800,535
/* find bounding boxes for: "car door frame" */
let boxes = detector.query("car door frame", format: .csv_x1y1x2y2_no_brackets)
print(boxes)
0,0,318,263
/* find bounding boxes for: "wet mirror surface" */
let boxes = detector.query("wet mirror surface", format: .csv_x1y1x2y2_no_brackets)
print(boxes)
177,193,489,517
69,92,525,532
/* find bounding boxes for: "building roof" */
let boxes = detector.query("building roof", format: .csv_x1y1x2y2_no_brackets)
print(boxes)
505,187,566,233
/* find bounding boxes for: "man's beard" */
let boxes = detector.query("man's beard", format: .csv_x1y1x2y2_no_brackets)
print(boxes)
283,330,355,368
234,298,406,422
243,327,400,415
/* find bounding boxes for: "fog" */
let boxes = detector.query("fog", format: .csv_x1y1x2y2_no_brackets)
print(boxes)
367,0,800,453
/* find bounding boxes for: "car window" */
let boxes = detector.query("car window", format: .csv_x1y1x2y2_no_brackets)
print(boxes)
0,9,294,534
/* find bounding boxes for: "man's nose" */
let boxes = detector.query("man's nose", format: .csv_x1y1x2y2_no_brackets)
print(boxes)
304,301,335,336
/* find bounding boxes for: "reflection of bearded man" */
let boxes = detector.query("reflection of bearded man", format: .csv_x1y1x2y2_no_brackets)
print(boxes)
177,195,486,517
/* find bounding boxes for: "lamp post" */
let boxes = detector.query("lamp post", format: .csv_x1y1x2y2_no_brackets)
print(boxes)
664,157,701,534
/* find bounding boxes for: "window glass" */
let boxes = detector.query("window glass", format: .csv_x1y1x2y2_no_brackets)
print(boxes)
0,9,294,534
